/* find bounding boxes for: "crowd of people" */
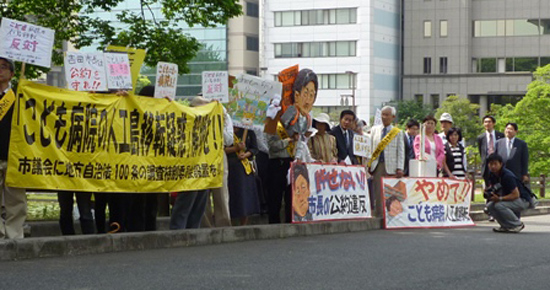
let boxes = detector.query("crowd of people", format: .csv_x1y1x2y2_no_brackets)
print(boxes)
0,56,535,239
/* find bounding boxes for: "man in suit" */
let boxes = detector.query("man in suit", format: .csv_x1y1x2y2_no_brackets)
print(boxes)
477,115,505,186
495,122,529,183
404,119,419,176
368,106,405,216
330,110,358,165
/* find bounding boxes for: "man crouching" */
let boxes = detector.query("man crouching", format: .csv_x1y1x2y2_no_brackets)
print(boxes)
486,153,531,233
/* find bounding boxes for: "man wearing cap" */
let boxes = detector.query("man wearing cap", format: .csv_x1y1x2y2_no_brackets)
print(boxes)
0,57,27,239
307,113,337,163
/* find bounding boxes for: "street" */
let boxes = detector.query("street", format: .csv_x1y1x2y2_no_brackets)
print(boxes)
1,215,549,290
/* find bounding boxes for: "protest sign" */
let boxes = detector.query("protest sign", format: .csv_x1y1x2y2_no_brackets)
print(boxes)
104,52,132,90
64,52,107,92
154,62,178,99
105,46,146,93
353,135,371,158
291,163,371,223
382,177,474,229
202,71,229,102
227,74,282,130
0,18,55,68
7,80,224,193
278,65,299,114
374,108,382,127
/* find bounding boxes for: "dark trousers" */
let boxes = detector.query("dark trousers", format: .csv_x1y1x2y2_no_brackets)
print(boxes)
255,151,270,213
58,191,95,235
267,158,292,224
94,193,131,233
126,193,159,232
169,190,208,229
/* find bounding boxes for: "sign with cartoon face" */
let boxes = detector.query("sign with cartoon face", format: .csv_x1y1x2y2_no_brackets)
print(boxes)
226,74,282,130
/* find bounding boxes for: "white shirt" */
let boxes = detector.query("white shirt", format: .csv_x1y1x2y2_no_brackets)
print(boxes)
222,108,234,147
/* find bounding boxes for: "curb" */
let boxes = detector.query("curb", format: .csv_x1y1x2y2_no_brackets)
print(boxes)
0,218,383,261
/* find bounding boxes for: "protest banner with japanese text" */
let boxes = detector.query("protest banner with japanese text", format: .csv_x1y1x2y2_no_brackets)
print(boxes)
104,52,132,90
383,177,474,229
6,80,224,193
154,62,178,99
0,18,55,68
64,52,108,92
291,163,371,223
353,135,371,158
202,71,229,102
226,74,282,130
105,46,146,93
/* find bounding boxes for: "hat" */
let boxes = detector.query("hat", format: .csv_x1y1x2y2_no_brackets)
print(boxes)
439,113,453,123
190,96,210,107
313,113,331,127
0,57,15,73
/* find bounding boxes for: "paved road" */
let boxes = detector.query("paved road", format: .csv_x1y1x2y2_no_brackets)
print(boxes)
1,215,549,290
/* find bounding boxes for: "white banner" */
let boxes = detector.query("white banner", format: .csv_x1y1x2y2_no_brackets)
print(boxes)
64,52,107,91
353,134,371,158
383,177,474,229
202,71,229,102
104,52,132,90
0,18,55,68
291,163,371,223
154,62,178,99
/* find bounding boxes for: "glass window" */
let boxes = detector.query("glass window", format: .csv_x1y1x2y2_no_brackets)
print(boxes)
424,57,431,74
479,58,496,72
282,11,294,26
440,20,448,37
328,42,336,57
505,58,514,71
294,11,302,25
246,2,259,18
274,12,282,26
309,10,317,25
350,8,357,23
541,57,550,66
350,41,356,56
301,11,310,25
431,94,440,109
440,57,448,74
310,43,320,57
513,19,540,36
424,21,432,37
514,57,538,71
541,19,550,35
336,74,349,89
497,58,505,73
329,9,336,24
275,44,282,57
302,43,311,57
337,9,350,24
281,43,293,57
497,20,505,36
329,74,336,89
316,10,324,25
246,36,259,51
336,41,350,56
480,20,497,37
414,94,423,103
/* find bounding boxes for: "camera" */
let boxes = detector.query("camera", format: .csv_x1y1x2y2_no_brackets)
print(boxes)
484,183,502,199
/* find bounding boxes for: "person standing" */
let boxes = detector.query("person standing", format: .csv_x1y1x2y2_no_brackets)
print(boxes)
444,128,467,179
439,113,465,146
404,119,419,176
414,116,452,177
495,122,529,183
307,113,337,163
330,110,359,165
367,106,405,216
0,57,27,239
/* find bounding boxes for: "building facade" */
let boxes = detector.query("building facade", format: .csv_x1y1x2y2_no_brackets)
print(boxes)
403,0,550,113
261,0,402,120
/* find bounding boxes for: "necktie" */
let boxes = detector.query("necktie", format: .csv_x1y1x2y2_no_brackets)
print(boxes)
508,139,513,158
345,131,350,148
380,127,388,163
488,134,494,155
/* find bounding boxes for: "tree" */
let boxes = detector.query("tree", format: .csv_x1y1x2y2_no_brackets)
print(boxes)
493,65,550,176
1,0,242,79
395,100,433,127
434,96,481,144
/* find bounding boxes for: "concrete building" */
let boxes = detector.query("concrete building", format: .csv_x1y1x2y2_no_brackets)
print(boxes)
260,0,402,120
403,0,550,114
228,0,260,76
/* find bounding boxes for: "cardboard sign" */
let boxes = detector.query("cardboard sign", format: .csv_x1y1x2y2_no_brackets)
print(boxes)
353,134,371,158
64,52,107,92
154,62,178,99
0,18,55,68
291,163,371,223
383,177,474,229
278,65,299,114
104,52,132,90
202,71,229,102
105,45,146,93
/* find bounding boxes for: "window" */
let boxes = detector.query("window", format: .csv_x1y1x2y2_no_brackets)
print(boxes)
246,36,259,51
431,94,440,109
474,19,543,37
246,69,258,76
424,21,432,37
477,58,496,72
414,94,424,103
318,74,354,89
440,20,448,37
440,57,448,74
274,8,357,27
423,57,432,74
246,2,259,18
274,41,356,58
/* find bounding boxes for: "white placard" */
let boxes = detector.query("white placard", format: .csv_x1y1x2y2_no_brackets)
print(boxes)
373,108,382,126
202,71,229,102
154,62,178,99
0,18,55,68
64,52,107,92
353,134,371,158
103,52,132,90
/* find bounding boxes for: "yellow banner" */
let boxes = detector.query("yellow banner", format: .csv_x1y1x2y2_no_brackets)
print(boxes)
105,45,147,93
7,80,223,193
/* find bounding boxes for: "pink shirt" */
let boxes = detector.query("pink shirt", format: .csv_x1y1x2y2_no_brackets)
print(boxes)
414,134,446,169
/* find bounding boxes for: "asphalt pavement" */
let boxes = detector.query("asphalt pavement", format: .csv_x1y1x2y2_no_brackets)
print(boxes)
1,215,548,290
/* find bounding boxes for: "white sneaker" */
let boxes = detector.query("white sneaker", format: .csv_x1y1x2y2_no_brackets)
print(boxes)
508,223,525,233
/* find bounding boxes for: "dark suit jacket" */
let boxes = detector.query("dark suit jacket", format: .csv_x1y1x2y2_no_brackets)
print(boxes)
495,137,528,180
404,132,415,176
329,126,358,165
476,131,504,180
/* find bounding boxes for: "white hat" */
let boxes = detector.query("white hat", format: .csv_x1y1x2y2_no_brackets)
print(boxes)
439,112,453,123
313,113,331,127
190,96,211,107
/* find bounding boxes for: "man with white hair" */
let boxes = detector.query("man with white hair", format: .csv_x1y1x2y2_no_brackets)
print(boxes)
367,106,405,217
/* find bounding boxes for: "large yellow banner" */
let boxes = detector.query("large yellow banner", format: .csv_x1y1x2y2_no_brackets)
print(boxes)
6,80,223,193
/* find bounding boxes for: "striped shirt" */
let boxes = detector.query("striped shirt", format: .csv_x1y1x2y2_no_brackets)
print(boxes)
450,146,466,178
307,133,338,163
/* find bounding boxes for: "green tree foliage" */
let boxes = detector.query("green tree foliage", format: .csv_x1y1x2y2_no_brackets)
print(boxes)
434,96,481,144
1,0,242,79
492,65,550,176
135,74,152,94
395,100,433,127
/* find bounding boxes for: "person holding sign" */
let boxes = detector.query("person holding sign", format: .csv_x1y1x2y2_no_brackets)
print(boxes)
413,116,453,177
0,57,27,239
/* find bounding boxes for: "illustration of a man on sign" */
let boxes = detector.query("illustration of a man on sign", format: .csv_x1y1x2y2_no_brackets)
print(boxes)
292,163,313,222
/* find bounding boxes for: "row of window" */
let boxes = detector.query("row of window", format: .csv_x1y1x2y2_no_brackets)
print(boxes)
274,8,357,27
274,41,356,58
424,20,448,37
318,74,355,89
473,57,550,73
474,19,550,37
423,57,448,74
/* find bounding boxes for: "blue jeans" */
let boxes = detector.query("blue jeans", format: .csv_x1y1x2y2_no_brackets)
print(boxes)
487,198,529,229
170,190,208,230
